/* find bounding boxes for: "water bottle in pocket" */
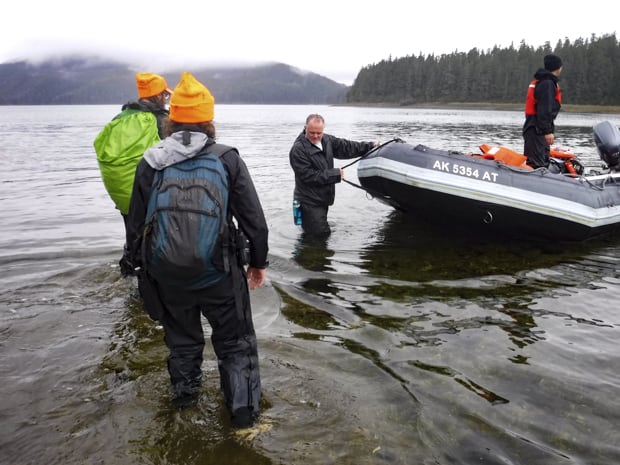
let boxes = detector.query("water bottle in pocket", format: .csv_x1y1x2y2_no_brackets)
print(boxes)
292,199,302,225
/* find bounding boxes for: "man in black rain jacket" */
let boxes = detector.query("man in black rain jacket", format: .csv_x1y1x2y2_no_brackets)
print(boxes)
289,113,376,237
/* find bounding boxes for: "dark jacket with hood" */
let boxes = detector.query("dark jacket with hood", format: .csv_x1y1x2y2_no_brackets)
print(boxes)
289,130,374,207
126,130,269,275
523,68,561,136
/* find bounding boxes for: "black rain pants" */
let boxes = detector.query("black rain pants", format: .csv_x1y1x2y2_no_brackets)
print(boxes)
156,267,260,423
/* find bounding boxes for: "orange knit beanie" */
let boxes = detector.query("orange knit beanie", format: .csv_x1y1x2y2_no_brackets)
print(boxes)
169,71,215,123
135,72,172,98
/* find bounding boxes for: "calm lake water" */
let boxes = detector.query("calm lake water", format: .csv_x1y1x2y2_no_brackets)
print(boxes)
1,104,619,465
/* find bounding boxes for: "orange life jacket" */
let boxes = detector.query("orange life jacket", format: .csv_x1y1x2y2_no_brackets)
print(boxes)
478,144,532,169
525,79,562,115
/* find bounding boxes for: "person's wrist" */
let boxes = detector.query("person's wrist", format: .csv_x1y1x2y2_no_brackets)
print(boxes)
250,261,269,269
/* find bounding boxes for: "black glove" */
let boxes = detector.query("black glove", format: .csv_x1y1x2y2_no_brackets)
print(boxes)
119,246,135,278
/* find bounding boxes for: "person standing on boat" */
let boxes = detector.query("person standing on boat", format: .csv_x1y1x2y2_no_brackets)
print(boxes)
522,54,563,169
289,114,376,238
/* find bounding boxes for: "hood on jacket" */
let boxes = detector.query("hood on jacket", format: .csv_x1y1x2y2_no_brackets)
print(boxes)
533,68,559,82
121,99,167,114
143,131,210,170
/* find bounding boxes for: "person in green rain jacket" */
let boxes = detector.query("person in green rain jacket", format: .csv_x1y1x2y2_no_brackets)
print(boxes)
93,72,171,276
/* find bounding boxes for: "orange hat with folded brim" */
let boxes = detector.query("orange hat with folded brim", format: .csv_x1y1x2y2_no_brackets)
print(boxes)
169,71,215,123
135,72,173,98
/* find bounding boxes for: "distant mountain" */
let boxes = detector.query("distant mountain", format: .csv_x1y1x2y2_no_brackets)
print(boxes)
0,56,349,105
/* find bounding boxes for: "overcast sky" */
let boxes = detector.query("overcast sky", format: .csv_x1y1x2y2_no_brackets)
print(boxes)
2,1,617,85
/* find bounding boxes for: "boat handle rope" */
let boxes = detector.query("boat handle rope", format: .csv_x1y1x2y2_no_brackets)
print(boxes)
341,137,404,195
342,178,387,202
341,137,405,169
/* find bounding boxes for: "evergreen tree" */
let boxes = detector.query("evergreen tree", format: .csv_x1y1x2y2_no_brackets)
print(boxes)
346,33,620,106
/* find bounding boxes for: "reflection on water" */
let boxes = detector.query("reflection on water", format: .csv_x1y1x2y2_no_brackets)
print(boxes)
292,234,334,272
1,106,619,465
274,207,620,463
360,209,615,281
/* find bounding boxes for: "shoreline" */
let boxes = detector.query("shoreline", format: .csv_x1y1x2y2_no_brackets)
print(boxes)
338,102,620,114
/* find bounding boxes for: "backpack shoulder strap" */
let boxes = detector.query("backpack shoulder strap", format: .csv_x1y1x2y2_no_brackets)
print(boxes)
203,141,238,158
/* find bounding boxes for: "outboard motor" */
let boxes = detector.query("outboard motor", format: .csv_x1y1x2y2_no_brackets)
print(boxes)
593,121,620,171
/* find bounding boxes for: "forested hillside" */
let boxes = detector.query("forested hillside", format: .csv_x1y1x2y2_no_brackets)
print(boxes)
3,34,619,107
347,33,620,106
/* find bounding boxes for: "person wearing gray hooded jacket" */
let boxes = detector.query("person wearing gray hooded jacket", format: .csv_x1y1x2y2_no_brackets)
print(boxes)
125,72,269,429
